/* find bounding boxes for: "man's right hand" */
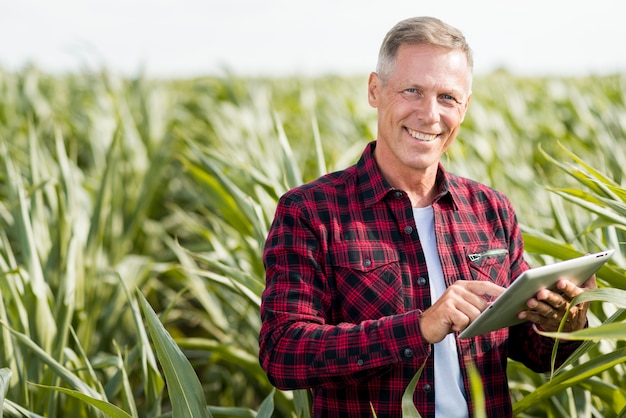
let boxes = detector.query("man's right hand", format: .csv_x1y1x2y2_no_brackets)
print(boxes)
418,280,505,344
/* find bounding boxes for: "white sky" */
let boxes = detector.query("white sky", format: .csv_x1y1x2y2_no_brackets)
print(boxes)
2,0,626,79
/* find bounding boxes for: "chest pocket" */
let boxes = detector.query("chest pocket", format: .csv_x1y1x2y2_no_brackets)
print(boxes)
330,242,402,322
465,245,511,287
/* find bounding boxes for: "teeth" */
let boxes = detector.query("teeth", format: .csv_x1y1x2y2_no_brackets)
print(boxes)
407,128,438,142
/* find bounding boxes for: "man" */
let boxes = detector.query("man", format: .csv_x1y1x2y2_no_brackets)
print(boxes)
258,16,594,417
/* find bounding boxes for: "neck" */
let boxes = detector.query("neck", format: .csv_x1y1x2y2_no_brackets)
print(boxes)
380,164,439,208
372,141,441,208
405,187,438,208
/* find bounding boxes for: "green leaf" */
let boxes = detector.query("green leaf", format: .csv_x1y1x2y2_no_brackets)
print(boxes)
540,322,626,341
255,389,275,418
292,389,312,418
0,321,103,398
0,368,11,414
122,278,164,412
548,189,626,227
467,360,486,418
578,378,626,414
401,357,428,418
206,406,258,417
513,347,626,414
273,111,303,190
136,290,211,418
31,384,133,418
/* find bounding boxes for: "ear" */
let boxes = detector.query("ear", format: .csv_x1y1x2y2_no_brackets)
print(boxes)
367,72,380,108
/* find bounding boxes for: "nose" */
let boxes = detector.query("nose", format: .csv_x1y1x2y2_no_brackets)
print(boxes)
416,96,440,124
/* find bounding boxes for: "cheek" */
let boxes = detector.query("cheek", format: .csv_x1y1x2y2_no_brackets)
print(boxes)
380,103,407,126
444,108,466,128
390,102,416,124
459,109,467,123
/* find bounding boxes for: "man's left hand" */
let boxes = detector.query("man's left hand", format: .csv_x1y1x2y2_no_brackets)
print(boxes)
518,275,597,333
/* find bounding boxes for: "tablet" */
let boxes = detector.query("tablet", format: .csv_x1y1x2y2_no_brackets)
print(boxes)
457,249,614,339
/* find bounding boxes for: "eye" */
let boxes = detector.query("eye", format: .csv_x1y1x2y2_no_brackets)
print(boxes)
401,88,422,99
442,94,457,101
440,93,463,106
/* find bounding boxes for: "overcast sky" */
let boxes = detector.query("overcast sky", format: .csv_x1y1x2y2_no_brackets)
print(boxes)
2,0,626,78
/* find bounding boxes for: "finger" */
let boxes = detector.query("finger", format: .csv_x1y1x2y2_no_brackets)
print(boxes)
554,280,583,299
525,299,562,319
446,308,474,333
521,299,569,323
420,281,506,341
566,304,590,331
518,309,566,332
555,274,597,299
581,274,597,290
421,282,503,340
461,280,505,299
534,288,570,312
441,286,490,319
523,277,596,332
420,296,481,343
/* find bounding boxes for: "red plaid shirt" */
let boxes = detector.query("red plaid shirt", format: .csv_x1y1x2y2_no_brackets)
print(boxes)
259,141,580,418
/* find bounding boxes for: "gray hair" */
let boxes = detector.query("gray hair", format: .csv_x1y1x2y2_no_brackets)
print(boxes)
376,16,474,86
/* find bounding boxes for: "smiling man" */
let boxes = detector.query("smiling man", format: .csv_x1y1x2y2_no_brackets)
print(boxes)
368,41,471,209
259,16,594,418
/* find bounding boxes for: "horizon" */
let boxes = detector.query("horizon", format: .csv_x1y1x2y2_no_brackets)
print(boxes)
2,0,626,79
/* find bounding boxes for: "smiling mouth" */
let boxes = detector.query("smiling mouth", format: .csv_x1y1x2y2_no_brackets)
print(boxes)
407,128,438,142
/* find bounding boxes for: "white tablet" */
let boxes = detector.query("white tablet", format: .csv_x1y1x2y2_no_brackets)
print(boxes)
457,249,614,339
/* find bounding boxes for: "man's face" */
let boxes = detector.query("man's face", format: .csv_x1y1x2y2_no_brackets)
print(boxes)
368,43,472,178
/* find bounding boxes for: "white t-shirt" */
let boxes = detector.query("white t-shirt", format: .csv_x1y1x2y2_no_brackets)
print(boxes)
413,206,468,418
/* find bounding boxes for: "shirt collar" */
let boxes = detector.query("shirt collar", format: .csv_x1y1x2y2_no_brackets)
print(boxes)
356,141,459,210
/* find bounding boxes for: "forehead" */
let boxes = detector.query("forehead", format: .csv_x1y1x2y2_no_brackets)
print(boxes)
391,44,472,93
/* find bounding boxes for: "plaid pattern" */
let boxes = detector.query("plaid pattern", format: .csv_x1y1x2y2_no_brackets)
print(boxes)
259,141,580,417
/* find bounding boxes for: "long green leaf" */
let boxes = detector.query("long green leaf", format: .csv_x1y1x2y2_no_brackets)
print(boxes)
0,368,11,414
578,378,626,413
292,389,312,418
548,189,626,226
273,111,303,189
467,360,485,418
122,277,164,413
255,389,276,418
31,384,133,418
0,321,102,399
513,348,626,414
401,357,428,418
553,308,626,374
540,322,626,341
136,290,211,418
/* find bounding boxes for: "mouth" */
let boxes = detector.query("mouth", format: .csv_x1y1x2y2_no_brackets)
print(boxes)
407,127,439,142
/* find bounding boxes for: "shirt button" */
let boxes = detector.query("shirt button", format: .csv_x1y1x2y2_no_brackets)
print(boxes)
394,191,403,199
363,259,372,268
403,348,413,358
404,225,413,234
417,277,427,286
423,384,432,392
357,358,364,366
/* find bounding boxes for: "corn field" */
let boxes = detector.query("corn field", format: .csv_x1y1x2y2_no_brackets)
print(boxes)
0,65,625,417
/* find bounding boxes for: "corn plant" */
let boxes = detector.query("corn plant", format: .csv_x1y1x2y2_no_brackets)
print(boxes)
0,64,625,417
